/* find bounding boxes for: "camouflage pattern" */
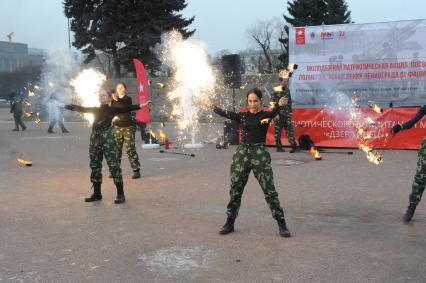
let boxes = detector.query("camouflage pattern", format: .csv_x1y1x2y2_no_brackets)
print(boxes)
226,143,285,220
114,126,141,172
409,137,426,204
271,86,297,148
89,128,122,185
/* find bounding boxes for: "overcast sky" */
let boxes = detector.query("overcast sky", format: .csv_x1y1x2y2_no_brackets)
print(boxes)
0,0,425,55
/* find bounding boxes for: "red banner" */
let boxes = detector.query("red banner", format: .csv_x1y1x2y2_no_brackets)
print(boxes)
133,59,150,123
241,108,425,149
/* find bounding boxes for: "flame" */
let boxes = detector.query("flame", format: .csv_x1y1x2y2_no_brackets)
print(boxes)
310,147,322,160
17,157,32,166
260,118,270,124
24,112,32,117
366,117,375,125
70,69,106,124
24,101,32,107
159,130,167,141
147,130,156,138
34,112,41,124
273,85,283,92
157,82,165,88
34,85,40,90
370,104,383,113
28,90,35,97
359,143,382,165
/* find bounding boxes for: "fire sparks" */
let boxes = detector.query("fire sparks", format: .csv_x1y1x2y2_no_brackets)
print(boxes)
157,82,165,88
369,103,383,113
365,117,376,125
28,90,35,97
34,85,40,90
309,147,322,160
70,68,106,124
159,30,215,143
17,157,32,166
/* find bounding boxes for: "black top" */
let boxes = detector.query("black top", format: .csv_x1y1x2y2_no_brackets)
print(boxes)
402,105,426,130
111,96,134,127
213,106,282,144
65,103,140,130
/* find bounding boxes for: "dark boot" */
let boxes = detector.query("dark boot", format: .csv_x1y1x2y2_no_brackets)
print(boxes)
276,146,285,152
114,182,126,204
47,127,54,134
277,218,291,237
132,170,141,179
61,128,69,133
219,217,235,235
403,202,417,223
289,146,298,153
85,182,102,202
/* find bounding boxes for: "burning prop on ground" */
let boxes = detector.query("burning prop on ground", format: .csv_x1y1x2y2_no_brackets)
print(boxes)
17,157,32,166
309,147,322,160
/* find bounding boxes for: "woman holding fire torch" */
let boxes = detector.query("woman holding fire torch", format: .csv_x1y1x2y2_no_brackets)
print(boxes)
210,88,291,237
64,89,151,204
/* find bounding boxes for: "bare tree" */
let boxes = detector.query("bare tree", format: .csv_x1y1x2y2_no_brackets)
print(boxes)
246,19,280,73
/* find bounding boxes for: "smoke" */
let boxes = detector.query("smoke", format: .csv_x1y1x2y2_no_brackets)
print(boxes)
38,51,82,122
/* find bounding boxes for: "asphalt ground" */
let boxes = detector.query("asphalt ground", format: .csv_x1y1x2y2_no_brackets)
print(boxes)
0,109,425,282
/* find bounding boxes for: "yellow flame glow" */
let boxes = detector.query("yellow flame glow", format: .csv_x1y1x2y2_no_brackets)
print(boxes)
70,69,106,124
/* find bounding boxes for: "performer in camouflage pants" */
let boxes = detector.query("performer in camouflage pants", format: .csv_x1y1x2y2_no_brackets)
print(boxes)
271,72,297,152
90,128,122,185
112,83,141,179
114,125,140,176
212,88,291,237
392,105,426,222
227,144,284,220
65,89,150,204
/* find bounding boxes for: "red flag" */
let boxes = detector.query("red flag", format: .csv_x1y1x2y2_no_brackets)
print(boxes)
133,59,150,123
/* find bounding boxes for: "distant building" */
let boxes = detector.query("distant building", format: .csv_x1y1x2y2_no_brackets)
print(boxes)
0,41,46,72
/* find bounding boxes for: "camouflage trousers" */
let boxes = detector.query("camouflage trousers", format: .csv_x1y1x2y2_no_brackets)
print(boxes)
226,143,285,220
114,126,141,172
274,111,297,148
409,137,426,204
89,128,122,185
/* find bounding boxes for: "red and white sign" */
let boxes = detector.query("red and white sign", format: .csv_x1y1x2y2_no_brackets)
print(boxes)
133,59,150,123
265,108,426,150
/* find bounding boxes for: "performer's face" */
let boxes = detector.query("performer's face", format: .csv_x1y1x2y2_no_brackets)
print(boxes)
247,93,261,112
116,84,126,97
280,78,288,87
98,91,110,104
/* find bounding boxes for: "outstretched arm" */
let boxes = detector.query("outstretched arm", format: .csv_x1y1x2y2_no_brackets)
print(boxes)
392,105,426,134
110,101,151,115
212,106,240,122
64,104,97,113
